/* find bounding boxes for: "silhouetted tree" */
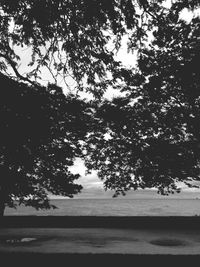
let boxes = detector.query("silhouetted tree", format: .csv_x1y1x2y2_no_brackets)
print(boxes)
84,2,200,196
0,0,166,213
0,74,91,215
1,0,200,209
0,0,150,214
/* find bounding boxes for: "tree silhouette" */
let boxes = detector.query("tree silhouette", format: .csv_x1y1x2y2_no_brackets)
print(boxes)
84,2,200,196
1,0,200,213
0,73,91,215
0,0,163,214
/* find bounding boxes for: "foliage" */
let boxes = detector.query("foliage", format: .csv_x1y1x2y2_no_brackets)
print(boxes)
84,2,200,195
0,0,152,98
0,0,166,212
1,0,200,210
0,0,157,213
0,73,91,211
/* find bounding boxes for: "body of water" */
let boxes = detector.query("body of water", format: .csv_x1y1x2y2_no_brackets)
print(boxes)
4,198,200,216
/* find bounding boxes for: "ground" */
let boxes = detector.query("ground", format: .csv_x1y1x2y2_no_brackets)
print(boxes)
1,227,200,255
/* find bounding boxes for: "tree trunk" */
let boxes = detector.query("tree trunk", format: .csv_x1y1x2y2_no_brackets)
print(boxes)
0,201,5,217
0,187,5,216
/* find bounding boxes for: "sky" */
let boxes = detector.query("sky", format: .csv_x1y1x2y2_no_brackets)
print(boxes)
69,158,101,189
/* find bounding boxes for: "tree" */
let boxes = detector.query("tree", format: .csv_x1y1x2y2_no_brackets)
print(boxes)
0,0,166,213
1,0,200,211
0,73,91,215
0,0,157,214
84,2,200,196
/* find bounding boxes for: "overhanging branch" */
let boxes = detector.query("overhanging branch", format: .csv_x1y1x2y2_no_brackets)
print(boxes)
0,53,38,87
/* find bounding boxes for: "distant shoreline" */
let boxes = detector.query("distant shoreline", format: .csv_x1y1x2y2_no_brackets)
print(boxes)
50,189,200,200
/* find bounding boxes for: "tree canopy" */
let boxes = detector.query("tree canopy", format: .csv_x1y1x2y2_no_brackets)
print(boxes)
0,73,91,215
84,1,200,196
0,0,149,98
0,0,159,213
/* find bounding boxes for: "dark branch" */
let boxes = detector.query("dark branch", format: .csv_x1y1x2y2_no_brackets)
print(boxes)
0,53,38,86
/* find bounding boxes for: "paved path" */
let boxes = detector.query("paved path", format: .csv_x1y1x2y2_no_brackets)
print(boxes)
1,228,200,255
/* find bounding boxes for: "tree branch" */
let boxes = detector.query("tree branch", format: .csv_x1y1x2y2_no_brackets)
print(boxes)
0,53,38,87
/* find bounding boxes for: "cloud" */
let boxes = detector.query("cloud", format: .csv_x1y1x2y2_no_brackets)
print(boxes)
76,172,103,189
69,158,103,189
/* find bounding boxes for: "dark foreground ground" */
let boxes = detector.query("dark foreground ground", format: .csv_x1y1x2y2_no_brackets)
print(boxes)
1,216,200,266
